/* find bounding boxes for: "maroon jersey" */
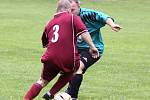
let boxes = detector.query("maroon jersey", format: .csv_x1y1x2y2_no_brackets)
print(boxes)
41,11,88,72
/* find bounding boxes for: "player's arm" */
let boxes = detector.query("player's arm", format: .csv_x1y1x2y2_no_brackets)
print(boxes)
41,28,48,48
80,32,95,48
106,18,122,32
81,31,99,58
73,15,99,58
89,10,122,31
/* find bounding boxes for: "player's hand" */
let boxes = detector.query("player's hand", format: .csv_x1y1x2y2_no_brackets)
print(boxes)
111,24,122,32
89,47,100,59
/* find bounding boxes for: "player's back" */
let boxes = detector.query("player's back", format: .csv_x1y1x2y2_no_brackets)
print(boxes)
41,12,78,72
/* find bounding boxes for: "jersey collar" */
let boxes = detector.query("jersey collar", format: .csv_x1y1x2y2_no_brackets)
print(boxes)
54,11,69,17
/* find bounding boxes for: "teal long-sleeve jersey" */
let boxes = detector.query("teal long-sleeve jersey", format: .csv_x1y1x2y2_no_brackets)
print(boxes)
77,8,113,55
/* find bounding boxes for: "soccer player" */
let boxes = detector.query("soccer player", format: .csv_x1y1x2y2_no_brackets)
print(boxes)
65,0,122,100
24,0,99,100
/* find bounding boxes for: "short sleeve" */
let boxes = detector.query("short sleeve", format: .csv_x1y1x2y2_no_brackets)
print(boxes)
73,15,88,37
95,11,114,25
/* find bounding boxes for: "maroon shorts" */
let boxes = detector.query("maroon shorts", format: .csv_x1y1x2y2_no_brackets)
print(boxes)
41,62,60,82
41,60,80,82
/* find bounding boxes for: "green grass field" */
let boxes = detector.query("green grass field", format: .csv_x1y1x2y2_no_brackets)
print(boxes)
0,0,150,100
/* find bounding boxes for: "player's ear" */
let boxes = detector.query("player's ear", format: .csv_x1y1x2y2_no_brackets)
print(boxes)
75,0,81,8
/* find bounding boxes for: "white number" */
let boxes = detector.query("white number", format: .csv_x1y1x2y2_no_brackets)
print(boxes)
51,25,59,43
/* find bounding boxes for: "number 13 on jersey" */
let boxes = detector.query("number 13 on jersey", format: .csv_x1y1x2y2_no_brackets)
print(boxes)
51,25,59,43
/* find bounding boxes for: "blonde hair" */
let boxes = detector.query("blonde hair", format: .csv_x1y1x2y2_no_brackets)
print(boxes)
57,0,72,12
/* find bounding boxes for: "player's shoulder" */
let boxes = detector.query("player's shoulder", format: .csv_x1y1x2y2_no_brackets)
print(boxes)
65,12,73,16
59,12,73,18
71,13,81,21
80,8,99,14
64,12,76,20
80,8,107,16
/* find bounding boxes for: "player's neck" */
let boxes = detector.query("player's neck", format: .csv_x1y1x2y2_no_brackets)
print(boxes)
55,11,69,16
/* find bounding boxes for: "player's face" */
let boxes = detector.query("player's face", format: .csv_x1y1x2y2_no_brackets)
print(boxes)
71,1,80,15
